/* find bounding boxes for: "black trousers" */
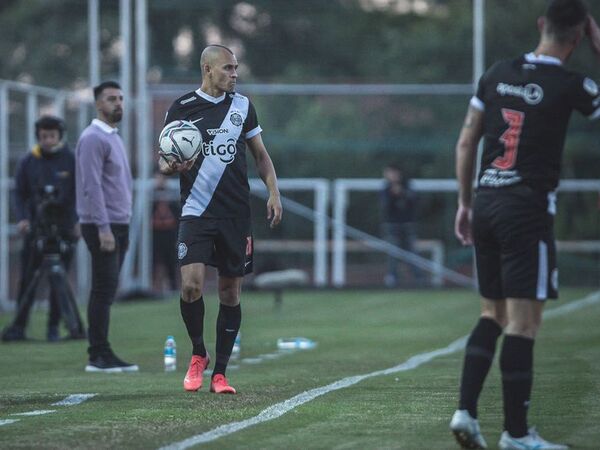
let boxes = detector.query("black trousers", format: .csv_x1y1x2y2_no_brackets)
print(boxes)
81,223,129,357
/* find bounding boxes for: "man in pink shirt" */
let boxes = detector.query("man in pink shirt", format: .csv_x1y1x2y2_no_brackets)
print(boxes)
76,81,137,373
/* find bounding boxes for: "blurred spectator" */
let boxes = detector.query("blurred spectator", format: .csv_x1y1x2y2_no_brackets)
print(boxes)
2,115,79,342
380,163,420,287
152,173,179,293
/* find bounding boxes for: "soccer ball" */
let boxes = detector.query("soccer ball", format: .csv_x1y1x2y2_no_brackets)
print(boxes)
158,120,202,163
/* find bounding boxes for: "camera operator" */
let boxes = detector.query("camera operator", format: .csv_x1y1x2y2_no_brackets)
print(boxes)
2,115,79,342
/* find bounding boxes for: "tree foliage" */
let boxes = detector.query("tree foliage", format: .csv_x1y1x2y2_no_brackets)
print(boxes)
1,0,598,182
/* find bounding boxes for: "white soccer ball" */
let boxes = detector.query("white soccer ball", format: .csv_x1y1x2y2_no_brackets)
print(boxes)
158,120,202,163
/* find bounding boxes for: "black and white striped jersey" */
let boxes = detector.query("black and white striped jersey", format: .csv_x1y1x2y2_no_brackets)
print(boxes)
164,89,262,219
472,52,600,192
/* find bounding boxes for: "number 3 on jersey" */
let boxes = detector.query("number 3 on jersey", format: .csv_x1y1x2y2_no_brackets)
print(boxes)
492,108,525,170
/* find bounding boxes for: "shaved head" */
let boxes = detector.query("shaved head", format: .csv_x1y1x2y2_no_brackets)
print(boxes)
199,45,238,96
200,45,234,75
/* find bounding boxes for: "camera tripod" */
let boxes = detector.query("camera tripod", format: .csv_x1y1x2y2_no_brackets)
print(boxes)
2,242,86,341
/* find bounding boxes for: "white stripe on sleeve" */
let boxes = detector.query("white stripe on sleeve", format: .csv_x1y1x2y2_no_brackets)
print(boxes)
469,96,485,111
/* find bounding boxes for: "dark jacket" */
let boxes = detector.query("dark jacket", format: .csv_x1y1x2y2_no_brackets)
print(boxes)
13,144,77,232
380,182,417,224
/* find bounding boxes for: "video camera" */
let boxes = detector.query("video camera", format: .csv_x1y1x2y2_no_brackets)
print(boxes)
32,185,71,256
3,185,86,342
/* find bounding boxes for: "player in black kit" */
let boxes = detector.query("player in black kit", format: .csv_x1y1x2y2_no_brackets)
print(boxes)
450,1,600,449
158,45,282,394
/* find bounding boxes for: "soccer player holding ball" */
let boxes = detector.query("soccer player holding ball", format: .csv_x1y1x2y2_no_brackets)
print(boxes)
158,45,282,394
451,1,600,449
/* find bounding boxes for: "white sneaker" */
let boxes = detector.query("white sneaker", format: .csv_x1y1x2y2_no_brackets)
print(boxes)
498,427,568,450
450,409,488,449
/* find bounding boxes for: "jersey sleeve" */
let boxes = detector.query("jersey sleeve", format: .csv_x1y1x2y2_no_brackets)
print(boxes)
570,74,600,120
243,101,262,139
164,102,181,126
469,61,504,112
470,71,487,111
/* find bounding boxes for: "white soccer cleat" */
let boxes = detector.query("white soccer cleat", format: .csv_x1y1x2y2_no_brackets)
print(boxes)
498,427,568,450
450,409,488,449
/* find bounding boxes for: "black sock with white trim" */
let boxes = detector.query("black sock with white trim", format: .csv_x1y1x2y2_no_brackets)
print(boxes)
500,334,534,438
213,303,241,376
459,317,503,418
180,297,207,357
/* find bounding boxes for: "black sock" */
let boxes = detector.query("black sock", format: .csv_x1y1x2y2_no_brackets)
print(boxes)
180,297,206,357
500,334,534,438
459,317,503,418
212,303,241,377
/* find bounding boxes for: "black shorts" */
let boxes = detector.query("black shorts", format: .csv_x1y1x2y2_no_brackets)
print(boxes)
177,217,253,277
473,185,558,301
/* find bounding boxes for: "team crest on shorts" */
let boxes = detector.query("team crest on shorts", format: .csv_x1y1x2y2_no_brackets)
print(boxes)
230,112,243,126
178,243,188,260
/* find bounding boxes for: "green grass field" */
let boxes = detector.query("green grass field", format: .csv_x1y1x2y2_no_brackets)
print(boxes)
1,288,599,449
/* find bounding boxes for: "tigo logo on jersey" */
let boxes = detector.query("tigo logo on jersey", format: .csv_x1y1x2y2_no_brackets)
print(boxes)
202,138,237,164
496,82,543,105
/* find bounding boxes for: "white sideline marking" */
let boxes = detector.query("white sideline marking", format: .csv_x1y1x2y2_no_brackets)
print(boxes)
160,336,467,450
11,410,55,416
202,349,311,375
52,393,97,406
0,393,98,427
543,291,600,318
160,291,600,449
202,349,313,372
239,349,309,365
0,419,19,426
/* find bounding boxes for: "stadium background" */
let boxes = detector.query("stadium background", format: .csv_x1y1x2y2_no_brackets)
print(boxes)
1,1,600,449
1,0,599,297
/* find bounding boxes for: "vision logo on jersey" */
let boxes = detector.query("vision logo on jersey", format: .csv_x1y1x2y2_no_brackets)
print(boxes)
496,82,543,105
201,138,237,164
207,128,229,136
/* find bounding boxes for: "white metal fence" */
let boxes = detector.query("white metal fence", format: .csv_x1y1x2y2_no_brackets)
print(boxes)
0,80,93,309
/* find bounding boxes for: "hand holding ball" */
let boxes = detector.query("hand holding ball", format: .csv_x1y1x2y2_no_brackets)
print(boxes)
158,120,202,163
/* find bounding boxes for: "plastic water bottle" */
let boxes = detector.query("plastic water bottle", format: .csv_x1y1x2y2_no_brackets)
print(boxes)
277,337,317,350
164,336,176,372
232,331,241,355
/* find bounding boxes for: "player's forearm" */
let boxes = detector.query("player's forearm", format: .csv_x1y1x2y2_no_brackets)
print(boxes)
455,106,483,208
261,169,280,199
256,154,280,197
456,142,476,208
